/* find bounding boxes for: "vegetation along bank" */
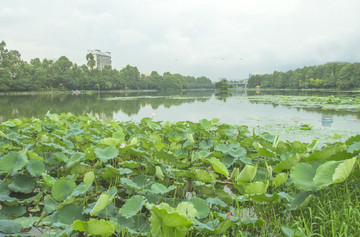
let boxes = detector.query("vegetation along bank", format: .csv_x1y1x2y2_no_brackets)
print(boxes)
0,113,359,236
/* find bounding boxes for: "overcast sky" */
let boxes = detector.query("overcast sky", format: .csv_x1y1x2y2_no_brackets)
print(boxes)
1,0,360,81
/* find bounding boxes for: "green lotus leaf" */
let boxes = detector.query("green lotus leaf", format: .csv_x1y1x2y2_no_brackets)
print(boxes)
272,172,288,187
307,143,347,161
207,197,227,208
347,141,360,153
52,178,76,202
273,153,300,173
155,166,164,180
332,157,357,184
290,163,318,191
13,216,40,229
26,159,45,177
314,157,357,189
228,147,247,158
42,173,56,186
27,151,44,162
150,203,194,237
119,160,141,168
94,146,119,163
2,121,17,127
151,183,176,195
176,202,197,218
290,191,314,210
314,161,341,188
0,151,28,174
116,215,136,232
245,181,268,194
72,219,117,237
214,144,232,154
199,119,211,130
90,193,109,216
84,171,95,186
65,152,85,168
58,203,86,225
120,177,141,190
43,196,58,214
120,195,145,218
237,164,257,183
193,169,214,183
281,226,306,237
191,198,210,219
0,184,17,202
8,175,35,194
209,157,229,178
100,138,122,147
0,205,26,219
0,220,22,234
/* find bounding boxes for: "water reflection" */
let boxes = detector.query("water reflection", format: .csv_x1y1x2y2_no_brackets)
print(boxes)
0,91,212,122
0,90,359,132
322,114,334,127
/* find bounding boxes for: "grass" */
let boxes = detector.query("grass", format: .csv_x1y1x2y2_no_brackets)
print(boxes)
241,177,360,236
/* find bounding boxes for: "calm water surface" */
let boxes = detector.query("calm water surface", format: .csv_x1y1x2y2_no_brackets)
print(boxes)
1,90,360,139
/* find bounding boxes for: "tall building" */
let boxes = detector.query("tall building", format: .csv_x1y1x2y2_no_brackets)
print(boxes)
88,49,111,69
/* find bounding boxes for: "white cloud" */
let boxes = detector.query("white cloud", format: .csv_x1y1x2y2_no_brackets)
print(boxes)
1,0,360,80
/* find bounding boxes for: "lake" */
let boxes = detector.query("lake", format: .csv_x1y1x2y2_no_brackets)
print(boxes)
1,90,359,142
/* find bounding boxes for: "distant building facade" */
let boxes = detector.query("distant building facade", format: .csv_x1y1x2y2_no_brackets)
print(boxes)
88,49,111,69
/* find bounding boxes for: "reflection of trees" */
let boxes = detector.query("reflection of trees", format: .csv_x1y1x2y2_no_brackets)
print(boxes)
0,92,211,121
215,91,232,102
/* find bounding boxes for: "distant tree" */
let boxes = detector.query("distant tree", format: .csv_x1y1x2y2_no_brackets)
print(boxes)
86,53,95,69
215,78,231,90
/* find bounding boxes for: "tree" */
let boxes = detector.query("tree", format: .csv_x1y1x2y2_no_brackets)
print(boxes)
86,53,96,70
215,78,231,90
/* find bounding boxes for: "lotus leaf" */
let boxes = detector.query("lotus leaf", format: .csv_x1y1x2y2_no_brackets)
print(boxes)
120,195,145,218
0,151,28,174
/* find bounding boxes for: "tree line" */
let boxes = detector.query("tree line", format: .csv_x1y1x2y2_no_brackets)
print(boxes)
0,41,214,92
248,62,360,90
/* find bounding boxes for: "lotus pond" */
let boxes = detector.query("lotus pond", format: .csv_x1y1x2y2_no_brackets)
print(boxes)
0,112,359,236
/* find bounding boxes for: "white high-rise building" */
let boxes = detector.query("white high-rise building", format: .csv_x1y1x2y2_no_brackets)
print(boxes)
88,49,111,69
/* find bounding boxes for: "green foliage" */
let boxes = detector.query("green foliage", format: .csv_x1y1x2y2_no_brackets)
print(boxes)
215,78,231,90
0,113,359,236
0,41,214,92
247,62,360,90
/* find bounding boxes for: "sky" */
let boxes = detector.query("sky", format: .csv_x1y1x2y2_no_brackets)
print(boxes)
1,0,360,81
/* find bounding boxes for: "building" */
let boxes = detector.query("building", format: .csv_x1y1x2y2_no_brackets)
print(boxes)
88,49,111,69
